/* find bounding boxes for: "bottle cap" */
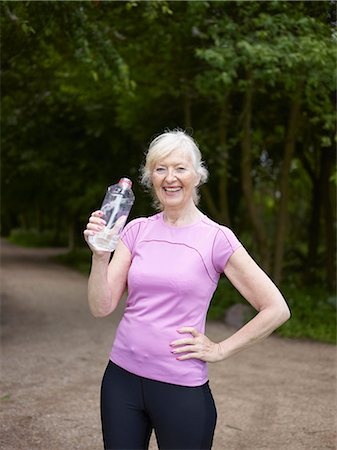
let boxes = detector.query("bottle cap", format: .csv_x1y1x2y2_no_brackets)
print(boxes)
119,177,132,188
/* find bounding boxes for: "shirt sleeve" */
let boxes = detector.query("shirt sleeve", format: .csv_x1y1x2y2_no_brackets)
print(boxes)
120,218,143,254
212,226,242,273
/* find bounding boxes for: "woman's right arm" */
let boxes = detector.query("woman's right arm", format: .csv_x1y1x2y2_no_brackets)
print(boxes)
84,211,132,318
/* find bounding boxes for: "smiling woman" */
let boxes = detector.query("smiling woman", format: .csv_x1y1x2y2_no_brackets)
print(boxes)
140,129,208,209
83,128,290,450
150,149,200,218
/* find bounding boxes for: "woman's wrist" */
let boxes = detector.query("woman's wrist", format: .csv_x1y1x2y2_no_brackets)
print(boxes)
217,341,228,361
92,252,111,264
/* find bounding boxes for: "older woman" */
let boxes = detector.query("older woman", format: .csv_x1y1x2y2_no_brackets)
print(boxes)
84,129,290,450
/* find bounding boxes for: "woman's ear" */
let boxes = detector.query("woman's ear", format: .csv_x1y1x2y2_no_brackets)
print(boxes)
195,174,201,186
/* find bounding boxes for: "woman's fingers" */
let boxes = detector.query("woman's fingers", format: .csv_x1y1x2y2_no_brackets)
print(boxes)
92,210,104,217
175,352,199,361
87,220,106,231
177,327,200,337
83,211,106,242
86,212,106,230
87,210,104,226
170,327,223,362
170,337,194,347
170,327,200,347
171,344,197,354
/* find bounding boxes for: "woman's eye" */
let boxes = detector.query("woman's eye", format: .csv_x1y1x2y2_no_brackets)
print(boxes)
155,167,165,173
177,167,186,172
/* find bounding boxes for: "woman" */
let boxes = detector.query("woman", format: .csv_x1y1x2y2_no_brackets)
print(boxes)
84,129,290,450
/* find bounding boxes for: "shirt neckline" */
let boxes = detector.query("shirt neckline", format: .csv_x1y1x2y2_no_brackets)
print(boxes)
158,211,206,230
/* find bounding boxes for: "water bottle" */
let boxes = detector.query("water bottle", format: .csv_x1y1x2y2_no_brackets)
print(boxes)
89,177,135,252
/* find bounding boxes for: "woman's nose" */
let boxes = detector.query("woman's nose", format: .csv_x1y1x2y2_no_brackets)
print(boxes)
165,169,177,183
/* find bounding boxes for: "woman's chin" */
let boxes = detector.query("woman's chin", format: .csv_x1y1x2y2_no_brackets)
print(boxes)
161,199,184,209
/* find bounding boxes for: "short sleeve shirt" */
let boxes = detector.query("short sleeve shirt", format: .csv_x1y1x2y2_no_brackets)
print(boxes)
110,212,242,386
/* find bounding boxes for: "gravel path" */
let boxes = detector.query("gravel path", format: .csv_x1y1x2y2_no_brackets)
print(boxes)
1,240,336,450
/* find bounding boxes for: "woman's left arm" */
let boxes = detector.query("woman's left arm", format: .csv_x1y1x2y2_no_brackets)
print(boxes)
171,247,291,362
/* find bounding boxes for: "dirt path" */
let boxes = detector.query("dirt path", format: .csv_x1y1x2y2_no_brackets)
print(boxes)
1,240,336,450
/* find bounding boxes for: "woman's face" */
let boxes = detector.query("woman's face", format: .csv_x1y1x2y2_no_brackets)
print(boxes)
151,148,200,210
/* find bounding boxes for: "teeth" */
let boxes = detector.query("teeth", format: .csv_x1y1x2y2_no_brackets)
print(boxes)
164,187,181,192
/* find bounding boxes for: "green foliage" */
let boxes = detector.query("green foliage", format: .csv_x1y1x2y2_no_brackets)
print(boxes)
277,285,336,344
7,228,67,247
54,247,92,274
330,168,337,185
1,0,336,339
208,277,336,344
207,276,247,320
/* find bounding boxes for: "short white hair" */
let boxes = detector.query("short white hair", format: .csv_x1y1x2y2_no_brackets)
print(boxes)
140,129,208,209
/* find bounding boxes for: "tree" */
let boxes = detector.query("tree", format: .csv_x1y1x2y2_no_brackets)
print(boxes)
1,0,335,291
194,0,336,284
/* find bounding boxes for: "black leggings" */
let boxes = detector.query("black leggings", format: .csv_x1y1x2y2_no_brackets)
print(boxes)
101,361,217,450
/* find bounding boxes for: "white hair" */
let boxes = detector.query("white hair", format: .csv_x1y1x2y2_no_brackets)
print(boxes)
140,129,208,209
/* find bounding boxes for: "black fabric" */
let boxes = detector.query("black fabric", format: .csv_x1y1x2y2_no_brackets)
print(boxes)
101,360,217,450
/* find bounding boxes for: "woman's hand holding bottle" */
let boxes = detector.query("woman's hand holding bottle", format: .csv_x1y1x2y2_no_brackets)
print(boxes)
84,178,135,253
84,210,110,257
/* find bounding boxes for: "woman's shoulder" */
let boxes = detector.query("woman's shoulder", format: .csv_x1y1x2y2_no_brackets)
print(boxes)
121,214,160,250
200,215,242,247
200,214,234,234
124,213,160,231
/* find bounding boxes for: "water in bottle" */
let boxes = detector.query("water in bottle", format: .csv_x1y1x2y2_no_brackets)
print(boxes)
89,177,135,252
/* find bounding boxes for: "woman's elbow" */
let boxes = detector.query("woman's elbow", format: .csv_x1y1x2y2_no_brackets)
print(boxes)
89,304,114,318
91,309,108,318
277,302,291,326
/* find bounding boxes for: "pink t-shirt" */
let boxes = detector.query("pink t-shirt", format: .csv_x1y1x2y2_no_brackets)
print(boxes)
109,212,242,386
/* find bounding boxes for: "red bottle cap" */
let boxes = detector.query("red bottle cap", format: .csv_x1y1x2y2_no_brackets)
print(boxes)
119,177,132,188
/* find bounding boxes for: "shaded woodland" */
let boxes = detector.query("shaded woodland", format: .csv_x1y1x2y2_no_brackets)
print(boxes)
2,1,336,293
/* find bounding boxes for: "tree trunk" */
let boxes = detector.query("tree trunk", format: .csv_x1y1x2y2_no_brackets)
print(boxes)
273,94,301,284
202,96,231,225
36,203,43,232
240,80,271,271
68,219,75,252
299,148,321,268
202,184,221,220
218,98,230,225
183,93,192,129
321,146,336,292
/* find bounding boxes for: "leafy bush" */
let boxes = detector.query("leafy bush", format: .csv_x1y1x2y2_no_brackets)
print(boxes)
207,275,247,320
7,228,67,247
208,277,336,344
54,247,92,274
277,285,336,344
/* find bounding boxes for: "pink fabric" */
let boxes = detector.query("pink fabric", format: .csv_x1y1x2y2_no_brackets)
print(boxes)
109,212,242,386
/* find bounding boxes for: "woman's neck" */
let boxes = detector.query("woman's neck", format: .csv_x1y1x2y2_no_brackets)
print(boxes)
162,204,203,227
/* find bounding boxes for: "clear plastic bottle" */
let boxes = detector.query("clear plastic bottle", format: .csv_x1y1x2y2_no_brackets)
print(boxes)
89,177,135,252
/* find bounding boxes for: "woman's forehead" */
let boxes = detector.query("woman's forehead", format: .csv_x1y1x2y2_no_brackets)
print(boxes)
155,148,193,165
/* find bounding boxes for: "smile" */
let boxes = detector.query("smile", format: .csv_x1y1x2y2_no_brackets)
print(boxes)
163,187,182,192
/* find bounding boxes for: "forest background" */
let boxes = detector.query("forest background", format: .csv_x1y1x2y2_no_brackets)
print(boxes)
1,0,336,343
